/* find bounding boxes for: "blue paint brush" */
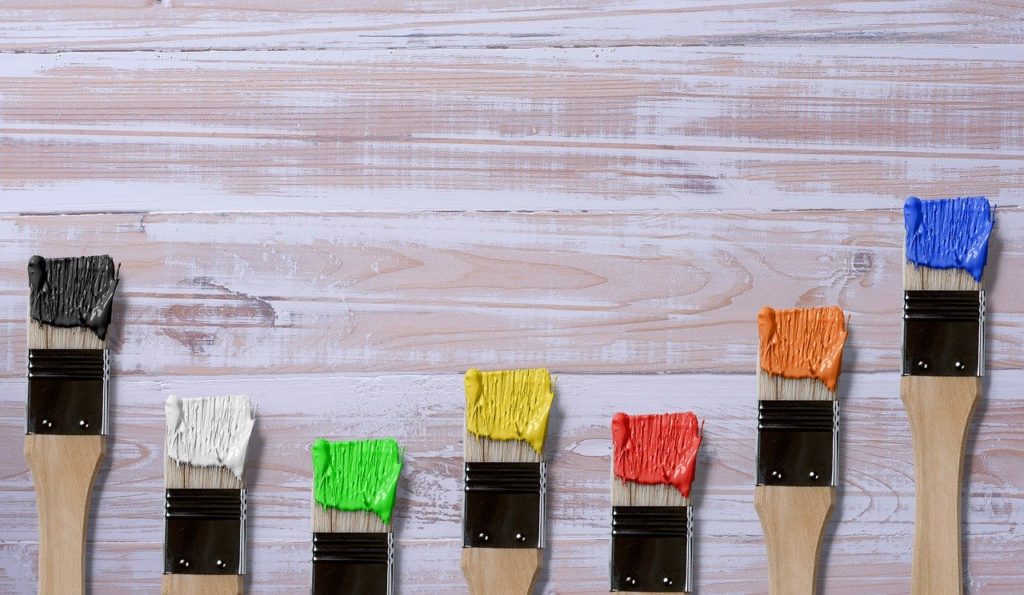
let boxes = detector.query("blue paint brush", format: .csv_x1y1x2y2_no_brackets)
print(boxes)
901,196,993,595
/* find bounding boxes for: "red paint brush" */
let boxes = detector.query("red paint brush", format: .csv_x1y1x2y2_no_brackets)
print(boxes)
610,412,702,593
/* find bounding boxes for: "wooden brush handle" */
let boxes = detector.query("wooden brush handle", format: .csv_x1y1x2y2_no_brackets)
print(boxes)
901,376,980,595
24,434,105,595
754,485,834,595
461,548,540,595
161,574,243,594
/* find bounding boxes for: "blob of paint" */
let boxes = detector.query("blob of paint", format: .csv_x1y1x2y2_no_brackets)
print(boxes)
312,438,403,524
612,412,702,498
758,306,847,391
464,368,554,454
28,255,119,339
165,395,255,480
904,196,993,282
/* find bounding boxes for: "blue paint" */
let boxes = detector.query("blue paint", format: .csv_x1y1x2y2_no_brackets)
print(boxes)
904,196,993,282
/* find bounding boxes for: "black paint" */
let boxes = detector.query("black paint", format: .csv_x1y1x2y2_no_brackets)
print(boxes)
28,255,119,340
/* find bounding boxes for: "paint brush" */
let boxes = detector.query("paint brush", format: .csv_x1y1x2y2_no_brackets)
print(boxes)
163,395,255,595
24,255,118,595
754,305,847,594
461,368,554,595
610,412,702,593
901,196,992,594
310,438,403,594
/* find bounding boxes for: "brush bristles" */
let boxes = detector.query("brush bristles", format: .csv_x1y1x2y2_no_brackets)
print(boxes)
611,477,689,507
464,433,541,463
757,372,836,402
164,457,243,490
903,261,982,291
27,320,105,350
312,503,388,534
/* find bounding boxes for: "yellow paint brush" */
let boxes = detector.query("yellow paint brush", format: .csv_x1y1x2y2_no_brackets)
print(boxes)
461,368,554,595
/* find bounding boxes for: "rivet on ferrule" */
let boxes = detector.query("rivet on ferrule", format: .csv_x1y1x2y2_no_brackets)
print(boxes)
312,532,393,595
463,462,545,549
163,489,246,575
902,290,984,377
26,349,108,436
756,400,838,488
610,505,691,592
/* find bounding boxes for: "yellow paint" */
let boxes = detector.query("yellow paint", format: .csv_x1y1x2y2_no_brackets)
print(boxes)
464,368,554,453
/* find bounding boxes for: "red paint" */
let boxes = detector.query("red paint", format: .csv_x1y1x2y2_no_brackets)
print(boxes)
612,412,702,498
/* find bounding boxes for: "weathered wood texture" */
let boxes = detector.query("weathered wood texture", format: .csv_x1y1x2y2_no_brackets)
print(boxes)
3,2,1023,592
2,0,1022,52
1,210,1021,378
3,46,1024,212
1,372,1022,593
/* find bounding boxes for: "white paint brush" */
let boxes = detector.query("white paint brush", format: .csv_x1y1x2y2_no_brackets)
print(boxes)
162,394,255,595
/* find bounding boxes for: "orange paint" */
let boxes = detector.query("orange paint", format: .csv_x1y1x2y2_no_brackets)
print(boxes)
757,306,848,391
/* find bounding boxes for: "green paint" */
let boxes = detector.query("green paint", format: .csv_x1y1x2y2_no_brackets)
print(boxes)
312,438,403,524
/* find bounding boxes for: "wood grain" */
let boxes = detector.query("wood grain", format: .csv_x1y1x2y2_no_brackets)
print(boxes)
1,1,1022,52
901,376,981,595
1,372,1021,592
0,209,1021,377
3,47,1024,212
23,435,104,595
754,485,835,594
462,548,540,595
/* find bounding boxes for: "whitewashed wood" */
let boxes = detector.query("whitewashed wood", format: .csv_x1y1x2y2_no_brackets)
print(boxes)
0,209,1021,377
3,46,1024,213
1,372,1021,592
1,0,1022,52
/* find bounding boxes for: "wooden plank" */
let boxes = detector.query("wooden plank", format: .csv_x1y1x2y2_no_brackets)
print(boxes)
1,209,1021,376
1,535,1021,594
1,372,1021,592
2,0,1023,52
3,46,1024,213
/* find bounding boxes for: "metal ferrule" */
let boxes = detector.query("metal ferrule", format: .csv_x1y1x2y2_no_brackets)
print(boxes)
756,400,838,487
610,505,691,592
903,290,985,377
463,462,545,549
26,348,108,436
164,489,246,575
311,532,393,595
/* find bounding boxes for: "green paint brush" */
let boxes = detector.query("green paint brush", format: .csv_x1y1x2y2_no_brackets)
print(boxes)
311,438,403,595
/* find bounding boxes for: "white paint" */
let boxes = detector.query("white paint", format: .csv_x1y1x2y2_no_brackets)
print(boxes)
164,394,256,479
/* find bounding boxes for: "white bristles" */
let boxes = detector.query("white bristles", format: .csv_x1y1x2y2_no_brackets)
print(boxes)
903,261,981,291
464,432,541,463
312,503,388,534
757,372,836,402
164,395,255,489
27,319,105,350
611,477,689,507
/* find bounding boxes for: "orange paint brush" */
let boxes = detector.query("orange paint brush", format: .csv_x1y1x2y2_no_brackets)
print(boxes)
754,305,847,594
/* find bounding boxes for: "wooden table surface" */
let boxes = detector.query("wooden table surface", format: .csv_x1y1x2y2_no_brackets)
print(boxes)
1,1,1022,593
